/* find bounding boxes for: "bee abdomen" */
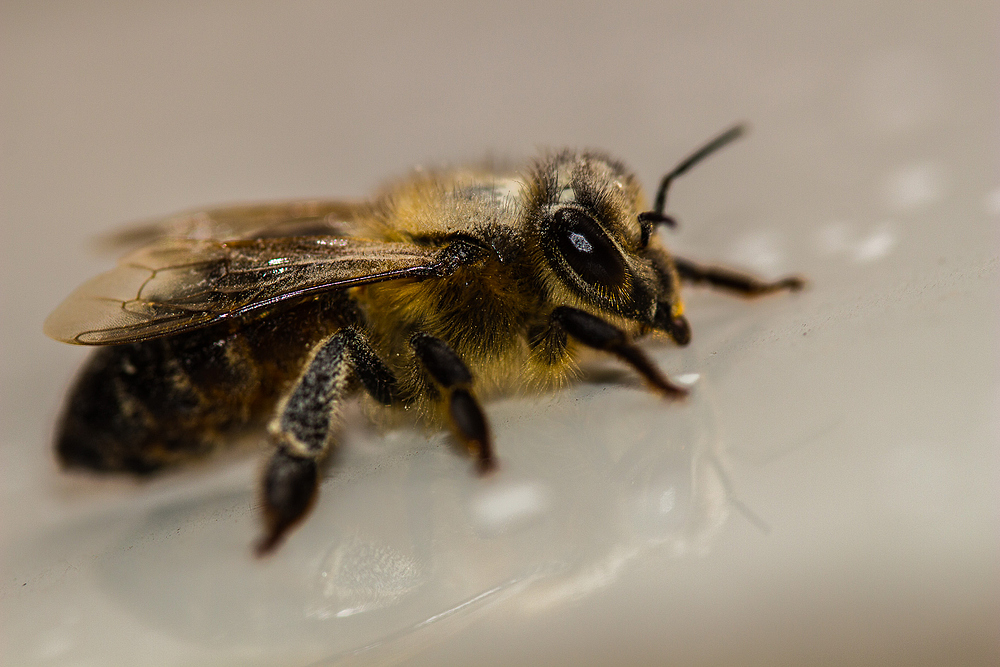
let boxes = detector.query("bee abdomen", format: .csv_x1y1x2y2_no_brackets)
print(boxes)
56,329,265,475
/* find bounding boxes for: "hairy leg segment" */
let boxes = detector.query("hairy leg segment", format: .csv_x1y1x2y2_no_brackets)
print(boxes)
550,306,688,398
257,327,398,555
673,257,804,297
410,332,495,474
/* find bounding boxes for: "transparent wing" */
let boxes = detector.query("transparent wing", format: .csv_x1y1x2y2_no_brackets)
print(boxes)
99,200,366,249
45,236,442,345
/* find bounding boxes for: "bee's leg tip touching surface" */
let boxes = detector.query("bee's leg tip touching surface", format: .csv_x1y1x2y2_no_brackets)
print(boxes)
410,334,497,478
476,453,498,476
782,276,807,292
549,305,690,399
656,380,689,400
255,448,319,557
254,533,281,558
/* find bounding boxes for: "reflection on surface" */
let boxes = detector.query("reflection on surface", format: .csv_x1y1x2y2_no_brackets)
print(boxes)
314,536,424,619
7,377,740,664
815,220,898,263
468,480,552,537
727,230,791,275
883,162,945,213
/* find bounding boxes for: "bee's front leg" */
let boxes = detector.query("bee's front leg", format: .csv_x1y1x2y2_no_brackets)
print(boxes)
409,333,494,474
257,327,398,556
550,306,687,398
673,256,804,297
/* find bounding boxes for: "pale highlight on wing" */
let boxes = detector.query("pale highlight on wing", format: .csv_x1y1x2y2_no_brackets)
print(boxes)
99,200,365,249
45,236,441,345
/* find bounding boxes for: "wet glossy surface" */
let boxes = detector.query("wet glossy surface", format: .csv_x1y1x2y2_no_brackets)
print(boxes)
2,2,996,665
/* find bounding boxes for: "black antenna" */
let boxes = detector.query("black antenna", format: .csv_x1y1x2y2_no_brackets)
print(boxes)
652,124,747,216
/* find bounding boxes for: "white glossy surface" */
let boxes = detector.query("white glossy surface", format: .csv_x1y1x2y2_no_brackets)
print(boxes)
2,2,996,665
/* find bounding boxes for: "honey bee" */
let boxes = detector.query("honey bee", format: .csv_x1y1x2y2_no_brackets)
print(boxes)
46,126,802,555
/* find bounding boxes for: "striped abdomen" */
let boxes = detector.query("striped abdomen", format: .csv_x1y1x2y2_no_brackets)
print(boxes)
55,296,351,475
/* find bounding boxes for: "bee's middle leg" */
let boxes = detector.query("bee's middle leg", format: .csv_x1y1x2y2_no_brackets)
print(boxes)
409,332,494,474
256,327,398,556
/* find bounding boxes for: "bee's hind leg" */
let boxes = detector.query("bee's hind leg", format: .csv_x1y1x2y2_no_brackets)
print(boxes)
673,256,804,297
256,327,398,556
409,333,494,474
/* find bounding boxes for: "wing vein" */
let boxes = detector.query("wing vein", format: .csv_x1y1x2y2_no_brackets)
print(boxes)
45,236,446,345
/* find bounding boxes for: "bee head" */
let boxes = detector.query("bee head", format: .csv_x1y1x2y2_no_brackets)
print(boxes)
527,151,690,345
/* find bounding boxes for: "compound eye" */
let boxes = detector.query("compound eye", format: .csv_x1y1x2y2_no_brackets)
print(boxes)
553,208,626,290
